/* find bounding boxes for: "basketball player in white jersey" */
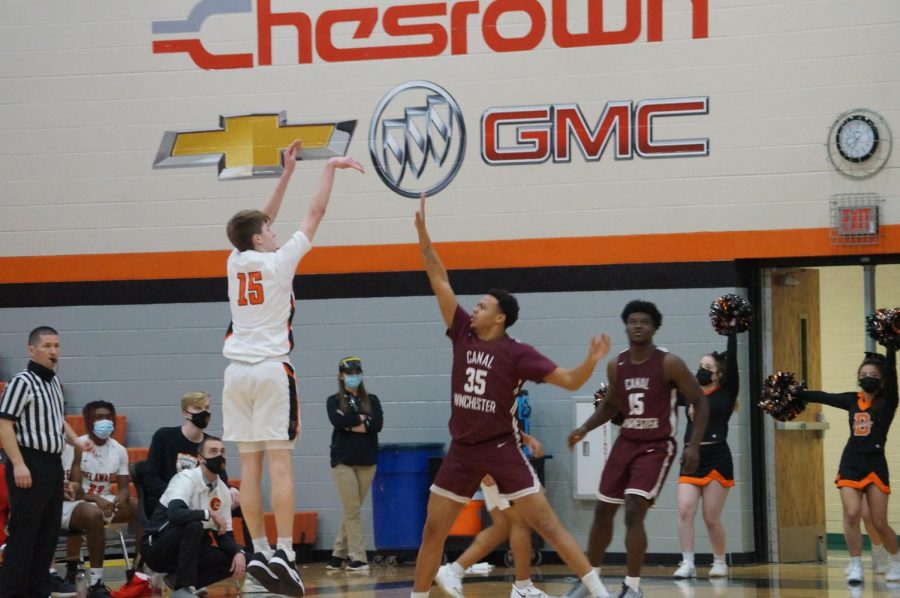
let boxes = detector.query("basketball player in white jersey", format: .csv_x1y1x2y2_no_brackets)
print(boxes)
222,140,363,596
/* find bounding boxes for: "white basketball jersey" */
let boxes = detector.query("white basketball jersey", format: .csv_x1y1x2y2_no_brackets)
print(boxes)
62,435,129,496
223,230,311,363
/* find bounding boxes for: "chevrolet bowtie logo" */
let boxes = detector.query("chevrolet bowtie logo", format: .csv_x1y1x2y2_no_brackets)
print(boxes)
153,113,356,179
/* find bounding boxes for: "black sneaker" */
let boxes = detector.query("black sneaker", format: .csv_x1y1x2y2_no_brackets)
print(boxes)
268,548,305,596
49,571,77,598
346,560,369,572
246,553,283,594
87,580,113,598
326,556,346,570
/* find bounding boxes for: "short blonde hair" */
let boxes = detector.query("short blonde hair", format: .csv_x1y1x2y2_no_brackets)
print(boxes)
181,391,210,412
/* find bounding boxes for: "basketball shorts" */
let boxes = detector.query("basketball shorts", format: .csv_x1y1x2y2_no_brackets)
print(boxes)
432,438,540,505
835,450,890,493
678,441,735,488
223,359,300,445
61,496,116,529
599,436,677,504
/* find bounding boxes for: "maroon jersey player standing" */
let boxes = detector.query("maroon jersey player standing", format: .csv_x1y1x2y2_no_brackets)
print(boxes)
567,301,708,598
411,193,615,598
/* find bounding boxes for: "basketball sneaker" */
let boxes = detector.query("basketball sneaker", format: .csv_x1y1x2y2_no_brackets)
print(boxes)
110,572,151,598
673,561,696,578
325,556,346,570
435,563,465,598
846,560,864,584
246,552,281,593
708,559,728,578
615,583,643,598
268,548,305,596
346,560,369,572
509,583,552,598
886,559,900,582
872,547,891,574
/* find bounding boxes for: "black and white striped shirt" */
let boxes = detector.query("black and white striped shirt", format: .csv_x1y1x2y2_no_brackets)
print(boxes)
0,361,66,454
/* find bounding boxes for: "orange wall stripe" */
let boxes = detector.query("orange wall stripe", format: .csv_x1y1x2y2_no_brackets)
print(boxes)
1,225,898,285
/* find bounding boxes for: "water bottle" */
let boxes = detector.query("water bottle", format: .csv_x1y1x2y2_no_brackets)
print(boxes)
74,563,88,598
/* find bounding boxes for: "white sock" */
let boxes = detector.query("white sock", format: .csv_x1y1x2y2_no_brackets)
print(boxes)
252,537,273,558
872,543,887,556
89,568,103,585
276,537,295,562
850,556,862,567
411,592,430,598
625,576,640,590
448,562,465,576
682,552,695,565
581,569,603,595
713,553,726,564
515,579,533,589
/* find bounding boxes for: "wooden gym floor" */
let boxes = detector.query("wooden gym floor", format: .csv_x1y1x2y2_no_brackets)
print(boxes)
99,552,900,597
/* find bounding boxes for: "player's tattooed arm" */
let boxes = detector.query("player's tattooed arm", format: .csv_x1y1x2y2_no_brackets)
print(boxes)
416,192,457,328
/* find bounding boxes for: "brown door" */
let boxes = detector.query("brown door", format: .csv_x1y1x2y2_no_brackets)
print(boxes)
771,268,825,562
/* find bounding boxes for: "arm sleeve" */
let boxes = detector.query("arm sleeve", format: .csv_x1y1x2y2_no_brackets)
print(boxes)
165,499,208,526
796,390,855,410
721,332,739,408
366,395,384,434
327,395,360,429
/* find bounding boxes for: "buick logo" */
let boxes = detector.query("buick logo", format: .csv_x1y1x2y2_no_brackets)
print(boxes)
369,81,466,198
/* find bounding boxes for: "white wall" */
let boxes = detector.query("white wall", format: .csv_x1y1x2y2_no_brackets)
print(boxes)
1,0,898,259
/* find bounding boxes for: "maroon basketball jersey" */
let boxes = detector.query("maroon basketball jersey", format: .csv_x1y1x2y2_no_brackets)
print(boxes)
615,347,677,441
446,305,557,444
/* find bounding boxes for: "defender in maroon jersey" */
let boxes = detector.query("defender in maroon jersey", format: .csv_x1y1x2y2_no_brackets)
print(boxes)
567,301,708,598
410,193,615,598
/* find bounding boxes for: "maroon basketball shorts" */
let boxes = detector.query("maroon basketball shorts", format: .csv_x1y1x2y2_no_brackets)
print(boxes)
431,438,541,504
598,435,677,504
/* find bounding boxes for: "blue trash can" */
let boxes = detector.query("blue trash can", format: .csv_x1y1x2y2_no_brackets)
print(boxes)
372,442,445,551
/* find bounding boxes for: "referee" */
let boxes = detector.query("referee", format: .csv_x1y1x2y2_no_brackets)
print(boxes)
0,326,91,598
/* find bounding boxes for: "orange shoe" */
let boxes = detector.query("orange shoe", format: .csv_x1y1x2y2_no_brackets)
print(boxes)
111,572,151,598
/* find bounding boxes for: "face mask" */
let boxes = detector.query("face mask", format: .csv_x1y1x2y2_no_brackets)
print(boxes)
344,375,362,390
859,376,881,394
188,410,211,429
695,368,713,386
203,455,226,475
92,419,115,440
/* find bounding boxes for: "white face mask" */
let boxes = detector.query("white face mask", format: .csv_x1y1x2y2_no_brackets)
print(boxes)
93,419,115,440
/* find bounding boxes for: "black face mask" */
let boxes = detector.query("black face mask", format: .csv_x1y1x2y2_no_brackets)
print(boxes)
187,410,211,429
859,377,881,394
695,368,713,386
203,455,226,475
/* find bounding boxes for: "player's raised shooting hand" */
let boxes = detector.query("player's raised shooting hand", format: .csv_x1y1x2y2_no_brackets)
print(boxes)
328,155,365,173
589,333,611,362
283,140,302,175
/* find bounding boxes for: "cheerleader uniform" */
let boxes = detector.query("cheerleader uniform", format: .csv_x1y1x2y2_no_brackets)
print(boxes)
679,333,738,487
797,348,897,492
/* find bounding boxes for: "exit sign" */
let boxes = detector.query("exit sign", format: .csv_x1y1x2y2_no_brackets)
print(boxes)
837,205,878,236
